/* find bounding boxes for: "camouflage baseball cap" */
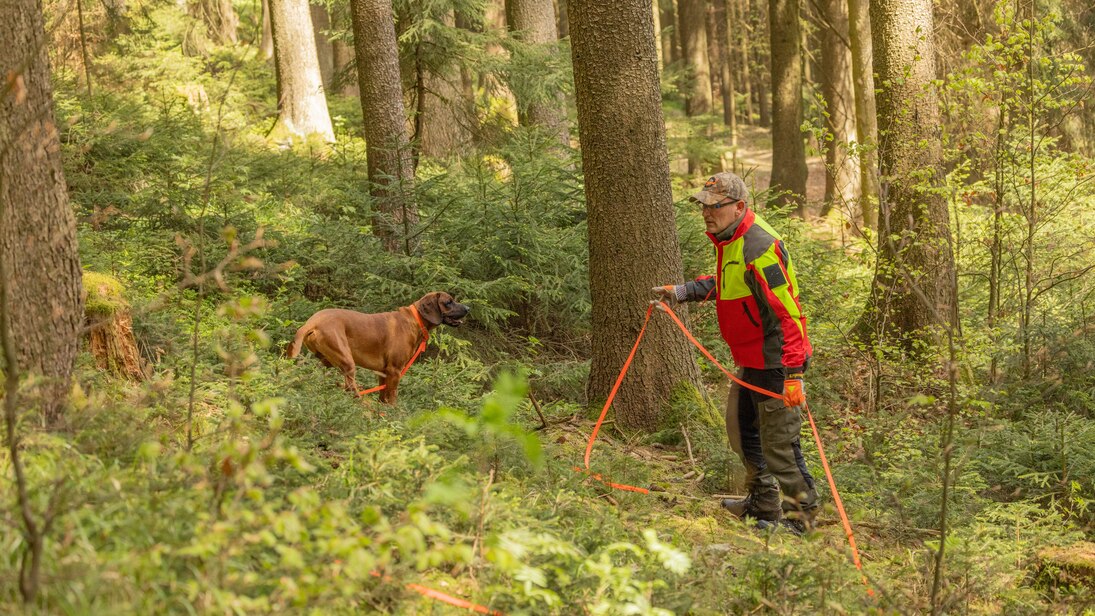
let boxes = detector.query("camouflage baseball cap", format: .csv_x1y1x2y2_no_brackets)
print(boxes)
691,172,748,206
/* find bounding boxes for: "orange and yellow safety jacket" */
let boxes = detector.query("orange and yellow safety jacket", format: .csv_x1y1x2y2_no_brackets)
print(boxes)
676,209,812,373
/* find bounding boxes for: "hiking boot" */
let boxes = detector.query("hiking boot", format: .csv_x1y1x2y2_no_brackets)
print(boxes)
753,518,807,536
720,494,756,517
782,505,818,534
721,486,781,521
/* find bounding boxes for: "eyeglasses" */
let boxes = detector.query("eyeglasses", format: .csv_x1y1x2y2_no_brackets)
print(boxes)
699,198,743,211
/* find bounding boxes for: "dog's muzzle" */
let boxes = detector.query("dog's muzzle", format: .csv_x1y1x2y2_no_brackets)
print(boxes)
443,303,470,326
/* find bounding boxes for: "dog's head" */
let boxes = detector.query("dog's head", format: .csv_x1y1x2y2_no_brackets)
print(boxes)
415,292,470,327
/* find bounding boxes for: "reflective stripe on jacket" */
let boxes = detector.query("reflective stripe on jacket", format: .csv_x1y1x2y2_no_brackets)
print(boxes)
681,209,812,371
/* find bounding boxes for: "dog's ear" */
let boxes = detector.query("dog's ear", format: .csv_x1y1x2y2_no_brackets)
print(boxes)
417,292,444,325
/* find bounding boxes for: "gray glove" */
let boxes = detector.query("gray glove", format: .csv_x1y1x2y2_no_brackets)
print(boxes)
651,285,682,303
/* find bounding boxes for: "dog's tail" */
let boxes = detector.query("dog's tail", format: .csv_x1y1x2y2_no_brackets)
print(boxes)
285,325,310,358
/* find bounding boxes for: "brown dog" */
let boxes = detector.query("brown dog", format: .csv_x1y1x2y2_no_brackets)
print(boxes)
286,292,469,403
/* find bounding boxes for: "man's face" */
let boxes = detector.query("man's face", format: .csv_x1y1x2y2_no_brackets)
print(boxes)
702,198,747,234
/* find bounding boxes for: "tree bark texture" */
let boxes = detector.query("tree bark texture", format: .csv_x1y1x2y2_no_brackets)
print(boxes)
555,0,568,38
269,0,335,142
330,6,358,96
677,0,712,116
505,0,570,147
705,3,722,107
659,0,680,67
190,0,239,45
818,0,858,216
260,0,274,60
568,0,702,432
863,0,956,341
714,0,736,133
653,0,664,70
847,0,878,229
768,0,807,214
736,0,754,123
415,10,473,158
311,3,335,89
350,0,418,254
0,0,85,421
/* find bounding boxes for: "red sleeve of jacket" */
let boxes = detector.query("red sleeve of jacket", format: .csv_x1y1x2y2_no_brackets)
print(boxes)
748,244,808,372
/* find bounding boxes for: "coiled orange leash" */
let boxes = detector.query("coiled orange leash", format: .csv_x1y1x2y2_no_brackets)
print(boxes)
581,300,872,596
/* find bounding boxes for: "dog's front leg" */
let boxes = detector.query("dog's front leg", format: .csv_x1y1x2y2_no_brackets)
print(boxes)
381,371,401,404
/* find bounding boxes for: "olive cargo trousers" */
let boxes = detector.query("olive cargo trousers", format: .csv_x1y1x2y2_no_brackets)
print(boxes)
725,367,818,516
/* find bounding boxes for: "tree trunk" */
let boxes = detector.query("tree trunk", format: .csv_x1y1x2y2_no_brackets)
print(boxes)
416,10,473,158
1,0,85,423
350,0,418,254
753,0,770,126
768,0,807,214
859,0,955,343
103,0,130,38
706,3,722,107
455,8,480,119
330,6,359,96
311,3,335,89
568,0,702,432
653,0,664,71
260,0,274,60
818,0,858,217
190,0,239,45
847,0,878,229
714,0,737,136
555,0,568,38
736,0,754,124
269,0,335,143
506,0,570,147
659,0,680,67
677,0,712,117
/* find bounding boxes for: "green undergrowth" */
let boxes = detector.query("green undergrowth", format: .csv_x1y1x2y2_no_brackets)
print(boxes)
3,4,1094,613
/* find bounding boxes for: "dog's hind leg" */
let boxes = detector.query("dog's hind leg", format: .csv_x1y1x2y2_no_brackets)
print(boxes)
338,361,359,393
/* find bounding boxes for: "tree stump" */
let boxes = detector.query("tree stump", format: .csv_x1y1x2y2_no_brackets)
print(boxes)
1037,542,1095,590
83,272,145,380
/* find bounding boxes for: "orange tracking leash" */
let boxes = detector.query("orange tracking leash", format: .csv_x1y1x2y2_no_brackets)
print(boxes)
357,304,430,397
581,300,872,595
369,571,503,615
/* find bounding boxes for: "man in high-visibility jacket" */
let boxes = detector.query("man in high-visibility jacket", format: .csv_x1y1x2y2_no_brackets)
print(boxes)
654,172,818,534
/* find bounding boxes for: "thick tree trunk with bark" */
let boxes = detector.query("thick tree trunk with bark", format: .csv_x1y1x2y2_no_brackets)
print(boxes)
818,0,858,216
350,0,418,254
568,0,702,432
1,0,85,422
677,0,712,117
860,0,955,342
768,0,807,214
847,0,879,229
190,0,239,45
269,0,335,142
506,0,570,147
